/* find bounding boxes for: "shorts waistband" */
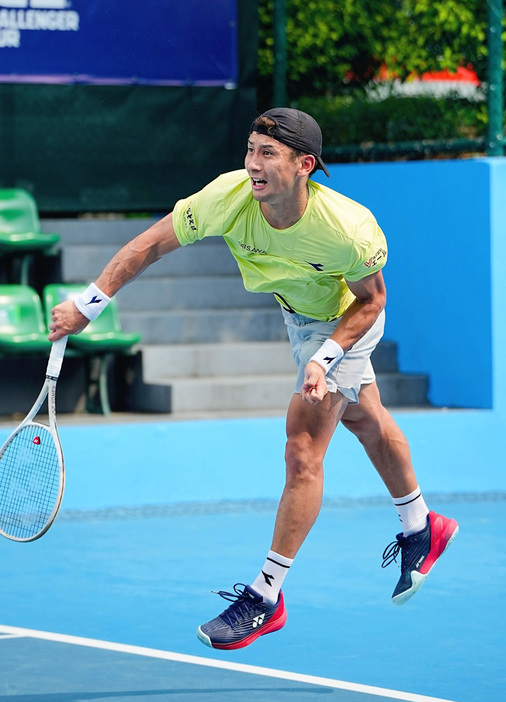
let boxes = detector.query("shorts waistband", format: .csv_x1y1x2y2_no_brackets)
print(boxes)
281,308,339,327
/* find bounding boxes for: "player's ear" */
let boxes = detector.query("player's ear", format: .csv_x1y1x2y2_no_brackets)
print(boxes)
300,154,316,177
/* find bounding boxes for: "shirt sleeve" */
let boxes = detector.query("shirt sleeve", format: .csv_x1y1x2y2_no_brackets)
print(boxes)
172,170,250,246
172,176,231,246
344,214,388,282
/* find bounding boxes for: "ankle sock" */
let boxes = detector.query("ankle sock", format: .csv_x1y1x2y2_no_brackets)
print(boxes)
250,550,293,604
392,486,429,536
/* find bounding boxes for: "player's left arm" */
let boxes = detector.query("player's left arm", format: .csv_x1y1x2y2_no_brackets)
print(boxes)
301,270,386,404
331,269,386,351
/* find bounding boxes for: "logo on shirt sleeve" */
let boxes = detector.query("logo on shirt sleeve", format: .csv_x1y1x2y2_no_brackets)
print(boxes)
184,206,197,233
364,248,387,269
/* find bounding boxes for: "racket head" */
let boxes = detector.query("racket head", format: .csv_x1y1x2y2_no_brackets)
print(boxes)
0,420,65,542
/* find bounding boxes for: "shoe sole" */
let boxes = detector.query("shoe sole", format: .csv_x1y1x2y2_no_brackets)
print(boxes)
392,520,459,606
197,604,287,650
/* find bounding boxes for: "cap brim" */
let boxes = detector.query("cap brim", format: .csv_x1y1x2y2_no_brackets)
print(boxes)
316,156,330,178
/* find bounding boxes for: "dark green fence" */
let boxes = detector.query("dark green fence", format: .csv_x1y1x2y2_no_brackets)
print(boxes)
0,84,253,213
0,1,258,214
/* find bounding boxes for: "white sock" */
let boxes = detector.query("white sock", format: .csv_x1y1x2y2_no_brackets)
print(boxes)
392,486,429,536
250,550,293,604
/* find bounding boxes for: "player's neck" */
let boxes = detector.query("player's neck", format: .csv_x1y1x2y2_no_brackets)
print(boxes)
260,186,309,230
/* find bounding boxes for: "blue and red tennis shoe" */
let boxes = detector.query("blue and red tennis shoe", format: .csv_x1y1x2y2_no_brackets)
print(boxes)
197,512,458,649
197,583,286,650
382,510,459,605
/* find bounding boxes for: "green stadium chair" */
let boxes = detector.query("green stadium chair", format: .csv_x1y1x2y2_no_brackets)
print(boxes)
43,284,141,415
0,189,60,285
0,284,51,355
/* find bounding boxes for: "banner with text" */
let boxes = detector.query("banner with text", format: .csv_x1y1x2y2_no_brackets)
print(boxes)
0,0,238,85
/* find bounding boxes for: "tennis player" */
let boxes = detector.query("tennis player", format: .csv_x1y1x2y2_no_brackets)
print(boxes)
49,108,459,651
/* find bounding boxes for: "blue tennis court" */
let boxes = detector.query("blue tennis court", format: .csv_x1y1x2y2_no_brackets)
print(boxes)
0,413,505,702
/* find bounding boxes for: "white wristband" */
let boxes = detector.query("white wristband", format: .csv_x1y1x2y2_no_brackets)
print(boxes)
74,283,111,321
309,338,344,374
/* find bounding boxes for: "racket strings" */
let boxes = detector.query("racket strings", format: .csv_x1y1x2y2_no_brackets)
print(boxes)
0,424,61,539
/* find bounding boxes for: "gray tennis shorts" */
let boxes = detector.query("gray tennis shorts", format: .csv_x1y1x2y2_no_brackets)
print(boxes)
282,308,385,404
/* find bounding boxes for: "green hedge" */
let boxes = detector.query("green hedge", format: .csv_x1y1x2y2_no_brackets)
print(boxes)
296,94,487,151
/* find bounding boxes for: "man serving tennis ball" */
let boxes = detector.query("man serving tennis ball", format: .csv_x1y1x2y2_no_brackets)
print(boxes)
49,108,459,650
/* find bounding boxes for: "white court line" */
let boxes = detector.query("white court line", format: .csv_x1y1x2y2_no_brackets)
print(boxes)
0,624,459,702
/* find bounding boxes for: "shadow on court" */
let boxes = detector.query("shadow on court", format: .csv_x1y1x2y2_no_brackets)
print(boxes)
0,636,349,702
0,632,426,702
1,642,339,701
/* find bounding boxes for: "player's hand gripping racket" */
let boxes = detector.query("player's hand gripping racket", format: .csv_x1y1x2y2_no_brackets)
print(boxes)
0,337,67,542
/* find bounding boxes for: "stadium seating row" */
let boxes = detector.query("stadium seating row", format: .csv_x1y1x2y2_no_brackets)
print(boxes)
0,284,141,415
0,189,141,415
0,188,60,286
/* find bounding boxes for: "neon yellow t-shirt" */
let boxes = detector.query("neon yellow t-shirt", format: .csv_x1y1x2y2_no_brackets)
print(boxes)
172,169,387,321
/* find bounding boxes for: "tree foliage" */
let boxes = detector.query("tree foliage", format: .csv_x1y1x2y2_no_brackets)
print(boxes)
258,0,489,103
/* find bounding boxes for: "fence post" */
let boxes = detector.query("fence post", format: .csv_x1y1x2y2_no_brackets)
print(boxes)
487,0,505,156
273,0,288,107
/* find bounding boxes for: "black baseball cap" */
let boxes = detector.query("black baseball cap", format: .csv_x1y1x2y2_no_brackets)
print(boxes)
250,107,330,177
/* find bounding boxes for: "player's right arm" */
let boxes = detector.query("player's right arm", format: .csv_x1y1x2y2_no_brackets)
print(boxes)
48,213,181,341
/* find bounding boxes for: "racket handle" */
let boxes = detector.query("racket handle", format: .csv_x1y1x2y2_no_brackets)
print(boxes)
46,337,68,378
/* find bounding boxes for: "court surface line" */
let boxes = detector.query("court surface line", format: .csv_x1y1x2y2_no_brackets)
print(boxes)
0,624,458,702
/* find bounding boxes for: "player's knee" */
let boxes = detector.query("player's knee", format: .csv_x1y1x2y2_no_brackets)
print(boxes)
284,435,323,484
342,410,383,444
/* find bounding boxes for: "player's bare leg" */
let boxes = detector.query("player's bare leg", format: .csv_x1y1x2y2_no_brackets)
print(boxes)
197,388,349,650
340,380,417,498
341,380,459,605
270,390,349,558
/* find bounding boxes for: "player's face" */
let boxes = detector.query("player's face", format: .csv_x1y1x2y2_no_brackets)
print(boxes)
245,132,303,204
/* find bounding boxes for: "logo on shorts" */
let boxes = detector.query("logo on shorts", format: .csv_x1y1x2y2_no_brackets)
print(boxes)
306,261,324,271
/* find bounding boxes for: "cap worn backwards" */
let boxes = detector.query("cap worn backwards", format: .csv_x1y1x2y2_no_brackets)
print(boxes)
250,107,330,178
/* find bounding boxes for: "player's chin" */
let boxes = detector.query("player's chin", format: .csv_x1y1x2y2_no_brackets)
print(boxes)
250,184,269,201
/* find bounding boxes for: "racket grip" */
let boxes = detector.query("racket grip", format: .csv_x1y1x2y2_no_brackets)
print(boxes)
47,337,68,378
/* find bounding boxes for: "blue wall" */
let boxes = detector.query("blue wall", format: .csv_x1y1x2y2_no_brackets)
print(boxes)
490,159,506,414
316,158,505,410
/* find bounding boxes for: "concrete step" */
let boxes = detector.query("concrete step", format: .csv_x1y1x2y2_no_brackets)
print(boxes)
138,341,425,413
141,340,400,377
121,309,288,344
141,370,428,414
376,372,429,407
61,240,239,282
371,341,398,373
149,374,296,413
142,341,294,381
115,276,277,311
42,217,159,246
142,340,401,379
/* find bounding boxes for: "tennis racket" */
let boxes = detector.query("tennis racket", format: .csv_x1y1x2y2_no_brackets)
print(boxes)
0,337,67,542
